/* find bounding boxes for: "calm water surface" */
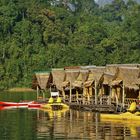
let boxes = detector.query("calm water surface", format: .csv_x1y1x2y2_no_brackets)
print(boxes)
0,92,140,140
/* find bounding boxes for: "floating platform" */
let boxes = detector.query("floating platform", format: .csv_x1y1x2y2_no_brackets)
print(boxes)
41,103,69,110
69,103,116,113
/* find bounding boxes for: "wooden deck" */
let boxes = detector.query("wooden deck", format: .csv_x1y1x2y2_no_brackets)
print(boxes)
68,103,116,113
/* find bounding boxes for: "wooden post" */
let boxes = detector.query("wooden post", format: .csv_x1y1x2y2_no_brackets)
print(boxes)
62,88,65,101
50,86,52,97
109,86,112,105
70,79,72,103
43,90,45,100
83,87,86,104
139,85,140,101
76,90,79,101
122,82,125,108
95,80,97,105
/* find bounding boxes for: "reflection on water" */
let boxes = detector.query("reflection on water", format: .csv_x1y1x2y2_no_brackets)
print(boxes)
0,108,140,140
35,109,140,140
0,92,140,140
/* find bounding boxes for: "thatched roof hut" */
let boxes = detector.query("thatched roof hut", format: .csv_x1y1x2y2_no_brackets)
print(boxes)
51,68,65,90
84,68,104,87
113,67,139,90
33,72,52,90
105,65,119,75
72,70,89,88
62,69,80,88
102,72,115,85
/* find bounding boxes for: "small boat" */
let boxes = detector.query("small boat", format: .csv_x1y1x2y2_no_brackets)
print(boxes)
100,112,140,121
41,96,69,110
0,106,19,110
0,101,34,107
41,103,69,110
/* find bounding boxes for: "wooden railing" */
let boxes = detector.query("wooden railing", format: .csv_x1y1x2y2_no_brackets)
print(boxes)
125,98,140,105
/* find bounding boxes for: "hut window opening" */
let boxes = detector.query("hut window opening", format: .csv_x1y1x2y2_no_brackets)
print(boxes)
125,88,139,99
103,85,110,96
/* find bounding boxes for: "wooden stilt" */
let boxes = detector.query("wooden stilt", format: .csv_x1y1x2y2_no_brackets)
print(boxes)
42,91,45,100
70,80,72,103
62,88,65,100
109,86,112,105
95,80,97,105
83,87,86,104
76,90,79,101
139,87,140,101
50,86,51,96
122,82,125,108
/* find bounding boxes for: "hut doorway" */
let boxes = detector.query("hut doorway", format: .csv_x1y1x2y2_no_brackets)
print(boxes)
103,85,110,96
124,88,139,105
64,88,77,102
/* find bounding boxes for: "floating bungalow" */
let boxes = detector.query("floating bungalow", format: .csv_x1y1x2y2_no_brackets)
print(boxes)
51,68,65,97
62,68,80,102
32,71,52,100
111,67,140,108
32,64,140,112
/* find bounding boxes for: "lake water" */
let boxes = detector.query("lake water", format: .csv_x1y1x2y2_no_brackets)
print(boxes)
0,92,140,140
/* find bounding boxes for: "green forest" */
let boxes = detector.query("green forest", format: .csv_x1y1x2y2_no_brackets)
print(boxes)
0,0,140,89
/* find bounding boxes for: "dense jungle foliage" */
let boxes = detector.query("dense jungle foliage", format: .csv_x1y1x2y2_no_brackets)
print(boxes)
0,0,140,89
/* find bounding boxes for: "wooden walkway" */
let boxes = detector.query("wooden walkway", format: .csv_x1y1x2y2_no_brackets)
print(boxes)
68,103,116,113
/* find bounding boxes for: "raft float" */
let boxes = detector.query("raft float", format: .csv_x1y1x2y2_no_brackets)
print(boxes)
100,102,140,121
41,97,69,110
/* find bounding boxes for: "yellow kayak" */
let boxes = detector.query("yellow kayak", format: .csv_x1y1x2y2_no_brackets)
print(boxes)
41,103,69,110
100,112,140,121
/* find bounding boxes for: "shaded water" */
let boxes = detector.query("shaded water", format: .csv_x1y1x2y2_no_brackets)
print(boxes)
0,92,140,140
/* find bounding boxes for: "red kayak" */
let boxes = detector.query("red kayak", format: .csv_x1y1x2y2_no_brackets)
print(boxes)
0,106,18,110
28,102,41,108
0,101,34,107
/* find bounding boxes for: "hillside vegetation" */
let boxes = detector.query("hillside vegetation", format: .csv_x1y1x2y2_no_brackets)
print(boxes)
0,0,140,89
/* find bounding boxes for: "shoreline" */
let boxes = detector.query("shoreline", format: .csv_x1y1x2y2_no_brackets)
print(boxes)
6,88,36,92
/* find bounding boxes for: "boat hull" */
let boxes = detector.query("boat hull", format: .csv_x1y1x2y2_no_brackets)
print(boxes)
100,112,140,121
0,101,34,107
41,103,69,110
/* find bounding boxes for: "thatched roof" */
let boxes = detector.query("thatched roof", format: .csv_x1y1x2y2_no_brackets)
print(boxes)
72,70,89,88
84,68,104,87
84,72,94,87
102,72,115,85
35,72,52,89
106,64,140,68
110,79,122,86
90,67,105,83
51,68,65,90
64,66,81,70
105,65,119,75
125,85,139,90
80,65,96,70
62,69,79,88
114,67,139,90
84,80,94,87
134,77,140,86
